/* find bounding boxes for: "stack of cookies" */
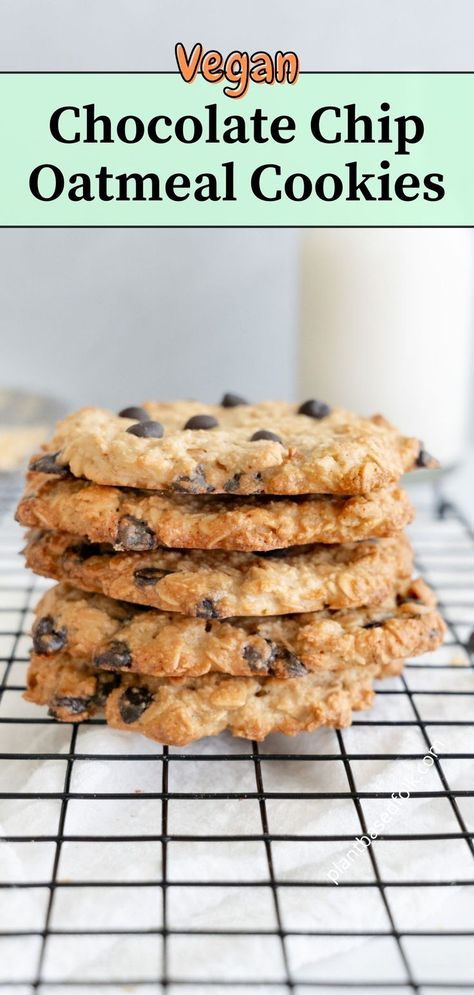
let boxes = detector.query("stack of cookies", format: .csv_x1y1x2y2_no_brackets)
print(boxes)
16,397,445,746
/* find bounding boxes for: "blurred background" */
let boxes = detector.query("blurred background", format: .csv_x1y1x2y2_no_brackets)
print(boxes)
0,228,472,466
1,0,474,469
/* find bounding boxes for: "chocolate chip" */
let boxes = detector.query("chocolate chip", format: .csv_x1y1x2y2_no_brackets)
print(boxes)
95,640,132,670
242,644,266,672
184,414,219,431
250,430,283,444
196,598,220,619
282,657,307,677
224,473,242,493
116,516,156,551
221,393,249,407
298,399,331,419
133,567,171,588
94,672,121,707
364,620,384,630
266,641,306,677
118,406,148,421
119,686,154,724
33,615,68,654
49,695,91,717
29,451,71,477
415,444,434,468
126,420,164,439
172,465,215,494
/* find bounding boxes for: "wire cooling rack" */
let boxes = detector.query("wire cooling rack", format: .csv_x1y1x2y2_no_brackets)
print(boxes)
0,481,473,992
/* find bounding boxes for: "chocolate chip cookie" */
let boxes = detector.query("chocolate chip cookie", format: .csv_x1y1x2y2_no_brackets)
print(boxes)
25,651,382,744
24,531,413,617
31,579,445,679
30,400,432,495
17,474,415,551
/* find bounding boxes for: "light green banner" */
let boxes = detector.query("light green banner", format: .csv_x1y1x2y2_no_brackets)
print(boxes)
0,72,472,225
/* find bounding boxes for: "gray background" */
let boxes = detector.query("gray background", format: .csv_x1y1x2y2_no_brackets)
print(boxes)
0,0,473,414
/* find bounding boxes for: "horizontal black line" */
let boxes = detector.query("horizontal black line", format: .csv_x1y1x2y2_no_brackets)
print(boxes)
0,981,461,990
1,878,473,890
3,751,473,761
2,830,473,842
0,791,473,802
354,720,474,726
1,926,474,938
3,225,474,230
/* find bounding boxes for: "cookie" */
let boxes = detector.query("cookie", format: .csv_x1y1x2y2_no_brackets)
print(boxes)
24,531,413,618
31,579,445,679
25,651,381,744
30,400,432,495
16,474,415,551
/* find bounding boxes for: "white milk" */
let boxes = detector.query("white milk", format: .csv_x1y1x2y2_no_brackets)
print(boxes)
298,229,473,467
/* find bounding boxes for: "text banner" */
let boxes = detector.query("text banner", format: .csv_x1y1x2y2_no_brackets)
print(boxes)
0,72,472,225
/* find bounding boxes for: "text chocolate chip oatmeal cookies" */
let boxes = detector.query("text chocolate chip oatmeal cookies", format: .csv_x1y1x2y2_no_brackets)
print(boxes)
17,396,444,745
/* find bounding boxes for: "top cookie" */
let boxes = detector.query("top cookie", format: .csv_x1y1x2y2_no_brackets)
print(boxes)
30,399,432,496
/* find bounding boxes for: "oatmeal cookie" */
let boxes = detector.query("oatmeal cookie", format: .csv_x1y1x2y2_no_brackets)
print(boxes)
29,400,433,495
25,651,381,744
17,474,415,551
30,579,445,679
24,530,413,617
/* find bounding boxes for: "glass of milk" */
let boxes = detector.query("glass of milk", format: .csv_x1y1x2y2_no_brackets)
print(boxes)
298,229,473,468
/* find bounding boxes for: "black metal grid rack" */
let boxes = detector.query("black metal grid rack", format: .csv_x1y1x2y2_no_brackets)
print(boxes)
0,483,473,993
